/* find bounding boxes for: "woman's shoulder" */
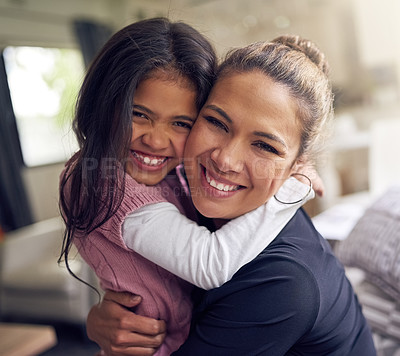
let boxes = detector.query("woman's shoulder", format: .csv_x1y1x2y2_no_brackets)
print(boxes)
249,207,353,317
239,242,321,297
229,208,337,304
218,224,321,304
204,248,321,332
268,208,333,261
264,208,343,277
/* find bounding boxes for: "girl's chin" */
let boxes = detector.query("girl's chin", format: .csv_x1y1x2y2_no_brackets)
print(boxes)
127,155,179,185
131,171,166,186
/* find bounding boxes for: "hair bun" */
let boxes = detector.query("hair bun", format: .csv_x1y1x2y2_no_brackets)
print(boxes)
272,35,329,75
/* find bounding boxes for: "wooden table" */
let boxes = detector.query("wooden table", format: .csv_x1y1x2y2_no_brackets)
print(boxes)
0,323,57,356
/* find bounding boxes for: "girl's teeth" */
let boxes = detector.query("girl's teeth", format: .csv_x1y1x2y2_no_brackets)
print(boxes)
134,152,165,166
206,170,239,192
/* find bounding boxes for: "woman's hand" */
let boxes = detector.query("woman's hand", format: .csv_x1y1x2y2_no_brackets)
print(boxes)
87,290,166,356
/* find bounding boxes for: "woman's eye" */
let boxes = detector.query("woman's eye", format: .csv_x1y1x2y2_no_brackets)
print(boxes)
204,116,228,132
173,121,193,130
253,141,279,155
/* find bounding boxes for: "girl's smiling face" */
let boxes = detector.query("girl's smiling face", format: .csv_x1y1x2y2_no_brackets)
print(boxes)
127,71,198,186
184,70,303,219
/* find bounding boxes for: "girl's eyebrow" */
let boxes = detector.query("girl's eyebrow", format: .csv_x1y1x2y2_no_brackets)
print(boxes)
178,116,196,123
206,104,287,148
133,104,195,122
133,104,153,115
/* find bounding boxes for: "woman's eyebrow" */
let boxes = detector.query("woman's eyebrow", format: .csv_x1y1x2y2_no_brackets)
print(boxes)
254,131,287,148
205,104,232,123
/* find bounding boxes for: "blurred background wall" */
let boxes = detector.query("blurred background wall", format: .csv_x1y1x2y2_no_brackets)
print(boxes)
1,0,399,223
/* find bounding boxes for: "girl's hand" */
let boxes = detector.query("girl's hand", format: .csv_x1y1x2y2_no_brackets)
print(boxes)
295,159,325,197
87,290,166,356
307,169,324,197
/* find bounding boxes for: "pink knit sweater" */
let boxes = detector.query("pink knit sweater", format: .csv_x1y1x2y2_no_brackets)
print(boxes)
70,171,195,355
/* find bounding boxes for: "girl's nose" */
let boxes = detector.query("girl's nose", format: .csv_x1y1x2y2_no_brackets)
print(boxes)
210,142,244,173
141,126,170,151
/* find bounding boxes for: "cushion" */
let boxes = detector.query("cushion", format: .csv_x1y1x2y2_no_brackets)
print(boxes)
334,185,400,300
355,278,400,342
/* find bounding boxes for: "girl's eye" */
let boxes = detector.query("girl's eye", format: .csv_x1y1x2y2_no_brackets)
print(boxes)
173,121,193,130
132,111,149,121
253,141,279,155
204,116,228,132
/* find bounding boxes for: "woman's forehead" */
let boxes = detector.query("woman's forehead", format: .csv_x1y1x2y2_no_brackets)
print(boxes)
209,72,297,120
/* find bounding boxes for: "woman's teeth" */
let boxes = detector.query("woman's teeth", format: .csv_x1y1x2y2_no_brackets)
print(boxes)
205,169,239,192
133,152,166,166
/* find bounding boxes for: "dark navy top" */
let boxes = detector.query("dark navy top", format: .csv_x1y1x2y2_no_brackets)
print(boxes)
173,208,376,355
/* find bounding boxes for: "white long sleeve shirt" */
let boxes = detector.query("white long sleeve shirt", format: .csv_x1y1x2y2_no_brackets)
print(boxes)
123,177,314,290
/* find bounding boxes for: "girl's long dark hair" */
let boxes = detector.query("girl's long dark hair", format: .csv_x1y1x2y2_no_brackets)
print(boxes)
58,17,217,289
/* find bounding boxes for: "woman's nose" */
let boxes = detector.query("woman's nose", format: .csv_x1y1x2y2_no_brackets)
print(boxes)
141,125,170,151
210,142,244,173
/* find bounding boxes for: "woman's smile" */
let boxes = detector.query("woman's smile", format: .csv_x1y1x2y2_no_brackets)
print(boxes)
201,164,244,196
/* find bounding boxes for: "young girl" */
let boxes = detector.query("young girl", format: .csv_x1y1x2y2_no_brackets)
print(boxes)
59,18,315,355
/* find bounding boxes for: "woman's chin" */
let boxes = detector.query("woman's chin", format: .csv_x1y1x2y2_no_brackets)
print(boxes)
192,198,233,220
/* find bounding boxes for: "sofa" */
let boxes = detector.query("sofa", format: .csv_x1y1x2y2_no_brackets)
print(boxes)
0,216,99,326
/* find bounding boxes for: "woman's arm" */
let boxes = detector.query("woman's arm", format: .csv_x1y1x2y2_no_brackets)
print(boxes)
123,177,314,289
87,291,166,356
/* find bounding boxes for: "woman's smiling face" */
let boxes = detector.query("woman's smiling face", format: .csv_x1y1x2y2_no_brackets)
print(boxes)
184,70,303,219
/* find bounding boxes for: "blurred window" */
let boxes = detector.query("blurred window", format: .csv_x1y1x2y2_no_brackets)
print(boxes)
3,46,83,167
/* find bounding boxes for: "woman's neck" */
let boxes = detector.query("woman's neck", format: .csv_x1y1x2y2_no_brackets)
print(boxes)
213,218,231,229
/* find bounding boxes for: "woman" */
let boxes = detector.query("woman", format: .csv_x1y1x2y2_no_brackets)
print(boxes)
87,35,376,355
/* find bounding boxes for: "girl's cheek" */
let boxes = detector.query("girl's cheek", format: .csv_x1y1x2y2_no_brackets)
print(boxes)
176,134,190,158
